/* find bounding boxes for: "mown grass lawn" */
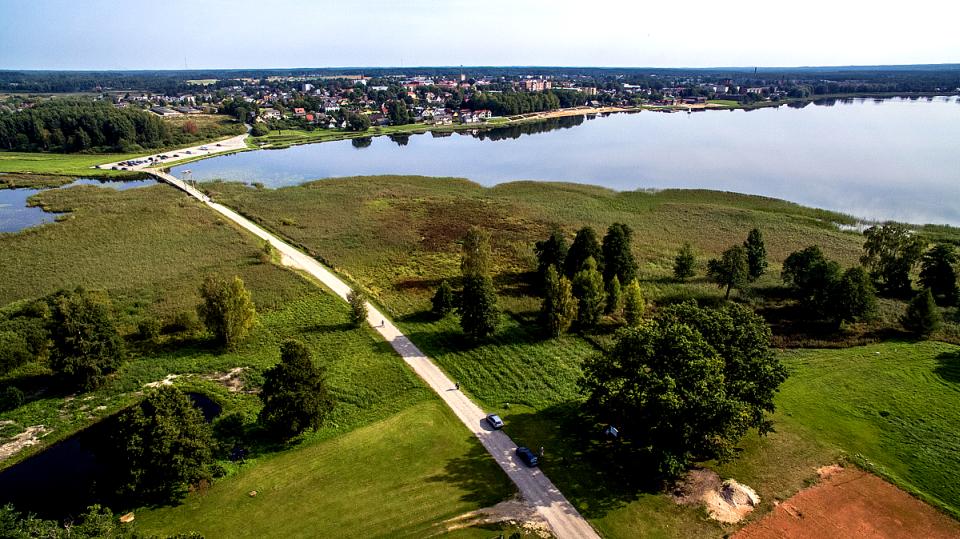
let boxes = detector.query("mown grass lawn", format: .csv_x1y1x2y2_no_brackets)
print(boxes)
776,341,960,518
134,400,514,539
0,150,141,177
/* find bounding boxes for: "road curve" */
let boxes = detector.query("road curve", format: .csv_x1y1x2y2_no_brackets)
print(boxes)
148,170,601,539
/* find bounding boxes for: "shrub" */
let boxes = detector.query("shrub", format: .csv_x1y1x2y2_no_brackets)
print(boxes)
0,386,25,411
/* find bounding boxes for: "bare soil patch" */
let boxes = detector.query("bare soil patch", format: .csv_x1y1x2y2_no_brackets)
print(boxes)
201,367,248,392
440,497,552,537
0,425,49,462
672,468,760,523
734,467,960,539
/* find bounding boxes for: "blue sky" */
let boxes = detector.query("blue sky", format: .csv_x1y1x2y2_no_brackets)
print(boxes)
1,0,958,70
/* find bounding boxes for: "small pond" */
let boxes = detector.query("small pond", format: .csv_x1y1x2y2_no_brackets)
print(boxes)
0,391,220,519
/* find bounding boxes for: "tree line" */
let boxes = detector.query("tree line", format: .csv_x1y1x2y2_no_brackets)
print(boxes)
0,99,240,153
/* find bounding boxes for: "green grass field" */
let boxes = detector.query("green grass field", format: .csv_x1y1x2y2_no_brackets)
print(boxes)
0,151,142,177
206,176,960,536
135,400,514,538
208,176,868,316
0,180,517,536
776,341,960,517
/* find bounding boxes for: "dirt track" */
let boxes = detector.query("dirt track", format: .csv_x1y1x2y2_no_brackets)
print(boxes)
734,468,960,539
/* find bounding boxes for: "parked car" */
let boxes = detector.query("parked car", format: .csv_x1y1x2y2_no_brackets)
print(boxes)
486,414,504,430
516,446,538,467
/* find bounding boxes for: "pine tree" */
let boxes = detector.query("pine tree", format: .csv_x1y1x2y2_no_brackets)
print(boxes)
902,288,942,337
673,242,696,281
743,228,767,281
534,230,568,285
573,257,606,328
919,243,959,305
459,276,499,340
259,339,335,439
565,226,603,279
602,223,638,285
623,279,645,327
540,265,577,337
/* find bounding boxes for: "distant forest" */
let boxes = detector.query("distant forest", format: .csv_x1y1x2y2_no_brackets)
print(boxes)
1,65,959,94
0,100,240,153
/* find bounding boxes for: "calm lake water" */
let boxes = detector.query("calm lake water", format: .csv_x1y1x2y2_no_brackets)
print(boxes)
173,96,960,226
0,178,156,233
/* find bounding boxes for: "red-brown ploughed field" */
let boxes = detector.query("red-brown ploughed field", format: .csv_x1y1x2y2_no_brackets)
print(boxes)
734,468,960,539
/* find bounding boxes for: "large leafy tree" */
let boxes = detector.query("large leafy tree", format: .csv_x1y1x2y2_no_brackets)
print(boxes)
540,265,577,337
601,223,638,286
572,257,606,328
743,228,767,281
534,230,568,286
781,246,841,314
47,287,124,390
833,266,878,323
919,243,959,306
259,340,335,439
707,245,750,299
197,275,257,349
581,302,786,477
860,223,925,297
564,226,603,279
106,386,213,504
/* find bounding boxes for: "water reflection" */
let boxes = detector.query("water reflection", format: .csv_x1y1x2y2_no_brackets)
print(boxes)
172,97,960,225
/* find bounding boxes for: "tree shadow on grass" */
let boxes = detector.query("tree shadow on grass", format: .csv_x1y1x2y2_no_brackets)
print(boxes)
1,371,75,409
935,351,960,383
426,435,516,507
503,403,667,520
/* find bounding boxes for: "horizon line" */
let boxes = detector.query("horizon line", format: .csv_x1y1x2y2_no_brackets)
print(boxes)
3,62,960,74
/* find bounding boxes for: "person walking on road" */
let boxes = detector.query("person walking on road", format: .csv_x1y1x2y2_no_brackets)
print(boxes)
455,381,460,390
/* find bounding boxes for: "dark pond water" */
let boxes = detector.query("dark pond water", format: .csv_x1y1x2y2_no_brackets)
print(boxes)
0,178,156,233
0,391,220,519
173,96,960,226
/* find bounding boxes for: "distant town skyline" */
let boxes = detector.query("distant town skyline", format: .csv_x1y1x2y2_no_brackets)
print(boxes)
1,0,958,70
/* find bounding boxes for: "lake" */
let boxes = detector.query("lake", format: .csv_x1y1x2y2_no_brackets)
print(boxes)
172,96,960,226
0,178,156,233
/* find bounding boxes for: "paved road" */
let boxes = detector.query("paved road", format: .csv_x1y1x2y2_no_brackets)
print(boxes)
148,169,601,539
96,132,249,172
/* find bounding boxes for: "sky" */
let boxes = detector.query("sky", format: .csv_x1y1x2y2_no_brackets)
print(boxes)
1,0,958,70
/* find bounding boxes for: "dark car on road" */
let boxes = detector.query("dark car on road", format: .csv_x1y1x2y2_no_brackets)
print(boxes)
516,446,538,467
486,414,504,430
